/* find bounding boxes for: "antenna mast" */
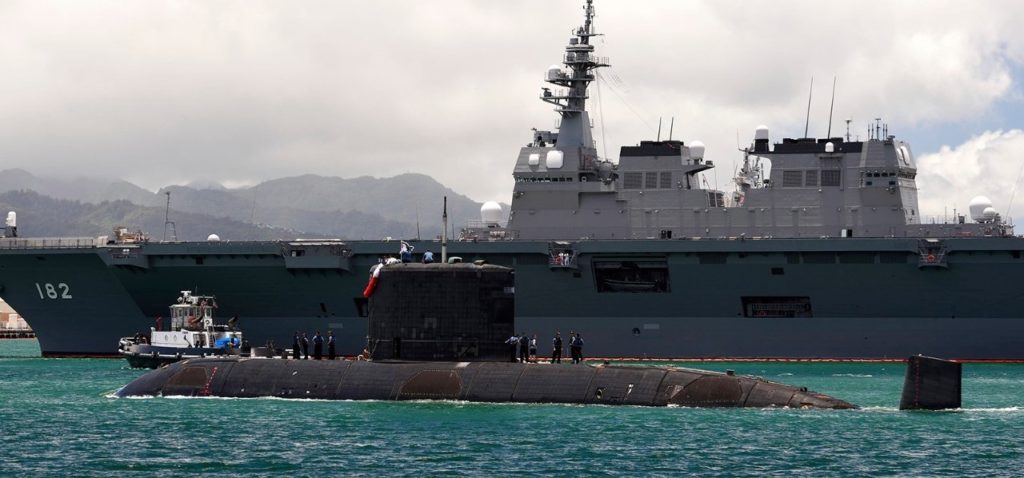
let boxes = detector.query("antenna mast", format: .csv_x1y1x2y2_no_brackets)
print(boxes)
803,77,814,138
441,196,448,264
163,191,177,242
826,77,837,138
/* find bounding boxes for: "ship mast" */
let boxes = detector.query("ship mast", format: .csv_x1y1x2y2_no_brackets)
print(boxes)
540,0,609,154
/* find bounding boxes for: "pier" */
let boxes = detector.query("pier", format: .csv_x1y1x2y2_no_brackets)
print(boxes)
0,329,35,339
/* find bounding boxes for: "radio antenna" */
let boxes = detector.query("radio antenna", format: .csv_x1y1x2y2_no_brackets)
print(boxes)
163,191,177,242
803,77,814,138
826,77,837,138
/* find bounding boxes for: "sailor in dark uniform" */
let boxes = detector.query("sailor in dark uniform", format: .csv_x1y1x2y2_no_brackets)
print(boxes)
518,333,529,363
292,331,301,359
301,332,310,360
570,333,584,364
327,330,336,360
506,333,520,362
312,331,324,360
552,332,563,364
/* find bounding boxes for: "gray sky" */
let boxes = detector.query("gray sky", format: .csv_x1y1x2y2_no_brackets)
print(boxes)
1,0,1023,221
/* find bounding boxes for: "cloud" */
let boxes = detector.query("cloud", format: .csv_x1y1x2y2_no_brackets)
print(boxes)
0,1,1021,205
916,130,1024,224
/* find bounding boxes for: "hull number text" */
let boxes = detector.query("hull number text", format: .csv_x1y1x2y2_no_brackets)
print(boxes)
35,282,72,300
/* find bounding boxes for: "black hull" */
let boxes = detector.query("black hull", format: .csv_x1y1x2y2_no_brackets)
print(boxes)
4,236,1024,359
115,357,856,409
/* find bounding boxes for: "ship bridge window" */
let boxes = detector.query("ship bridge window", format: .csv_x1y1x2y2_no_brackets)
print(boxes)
782,170,803,187
805,170,818,187
623,172,642,189
659,172,673,189
821,170,841,187
593,260,669,293
644,172,658,188
707,191,725,207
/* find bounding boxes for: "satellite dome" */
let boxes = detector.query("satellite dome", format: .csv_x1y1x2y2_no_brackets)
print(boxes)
528,153,540,166
480,202,503,225
546,150,564,169
825,142,835,153
689,141,706,159
969,196,993,222
207,234,221,242
755,125,770,140
5,211,15,227
546,65,563,80
983,207,997,221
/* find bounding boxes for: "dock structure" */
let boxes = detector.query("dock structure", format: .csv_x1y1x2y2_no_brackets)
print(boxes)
0,299,33,339
0,329,35,339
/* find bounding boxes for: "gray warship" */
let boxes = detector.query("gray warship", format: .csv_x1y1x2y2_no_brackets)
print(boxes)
1,1,1023,360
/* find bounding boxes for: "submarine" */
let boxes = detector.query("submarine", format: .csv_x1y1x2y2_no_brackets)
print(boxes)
114,355,856,408
115,264,962,409
115,263,858,409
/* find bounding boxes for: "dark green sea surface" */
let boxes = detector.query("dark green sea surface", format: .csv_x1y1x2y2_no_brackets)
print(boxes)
1,340,1022,477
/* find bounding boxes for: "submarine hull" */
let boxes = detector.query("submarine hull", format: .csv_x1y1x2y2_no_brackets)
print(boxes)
115,357,855,409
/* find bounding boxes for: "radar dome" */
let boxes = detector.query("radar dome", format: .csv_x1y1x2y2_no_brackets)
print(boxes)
528,153,540,166
983,207,997,221
969,196,993,222
480,202,503,225
207,234,221,242
546,65,563,81
825,142,835,153
689,141,705,159
546,150,564,169
755,125,770,140
5,211,15,227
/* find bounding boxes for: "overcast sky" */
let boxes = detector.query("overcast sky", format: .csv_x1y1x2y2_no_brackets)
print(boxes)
1,1,1023,223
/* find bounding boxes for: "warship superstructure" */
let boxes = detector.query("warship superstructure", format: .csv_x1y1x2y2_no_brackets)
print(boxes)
1,1,1023,359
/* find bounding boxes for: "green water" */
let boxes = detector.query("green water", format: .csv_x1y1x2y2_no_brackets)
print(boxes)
1,340,1022,477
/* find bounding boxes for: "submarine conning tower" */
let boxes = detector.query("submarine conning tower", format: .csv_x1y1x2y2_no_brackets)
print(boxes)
367,263,514,361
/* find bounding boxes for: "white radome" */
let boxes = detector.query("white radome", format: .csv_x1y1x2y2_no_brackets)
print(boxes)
968,196,993,222
480,202,503,225
207,234,221,242
983,207,997,221
5,211,15,227
755,125,770,140
689,141,706,159
546,150,564,169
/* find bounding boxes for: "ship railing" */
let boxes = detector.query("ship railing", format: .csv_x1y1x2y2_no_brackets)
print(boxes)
0,237,99,250
541,88,588,100
563,53,609,65
461,222,517,241
549,243,578,269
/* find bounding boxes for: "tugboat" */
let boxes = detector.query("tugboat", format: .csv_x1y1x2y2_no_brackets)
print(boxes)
118,291,242,368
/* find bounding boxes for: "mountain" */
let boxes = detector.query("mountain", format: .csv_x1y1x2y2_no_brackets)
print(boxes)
160,173,484,239
0,190,306,241
0,169,156,206
0,170,504,240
